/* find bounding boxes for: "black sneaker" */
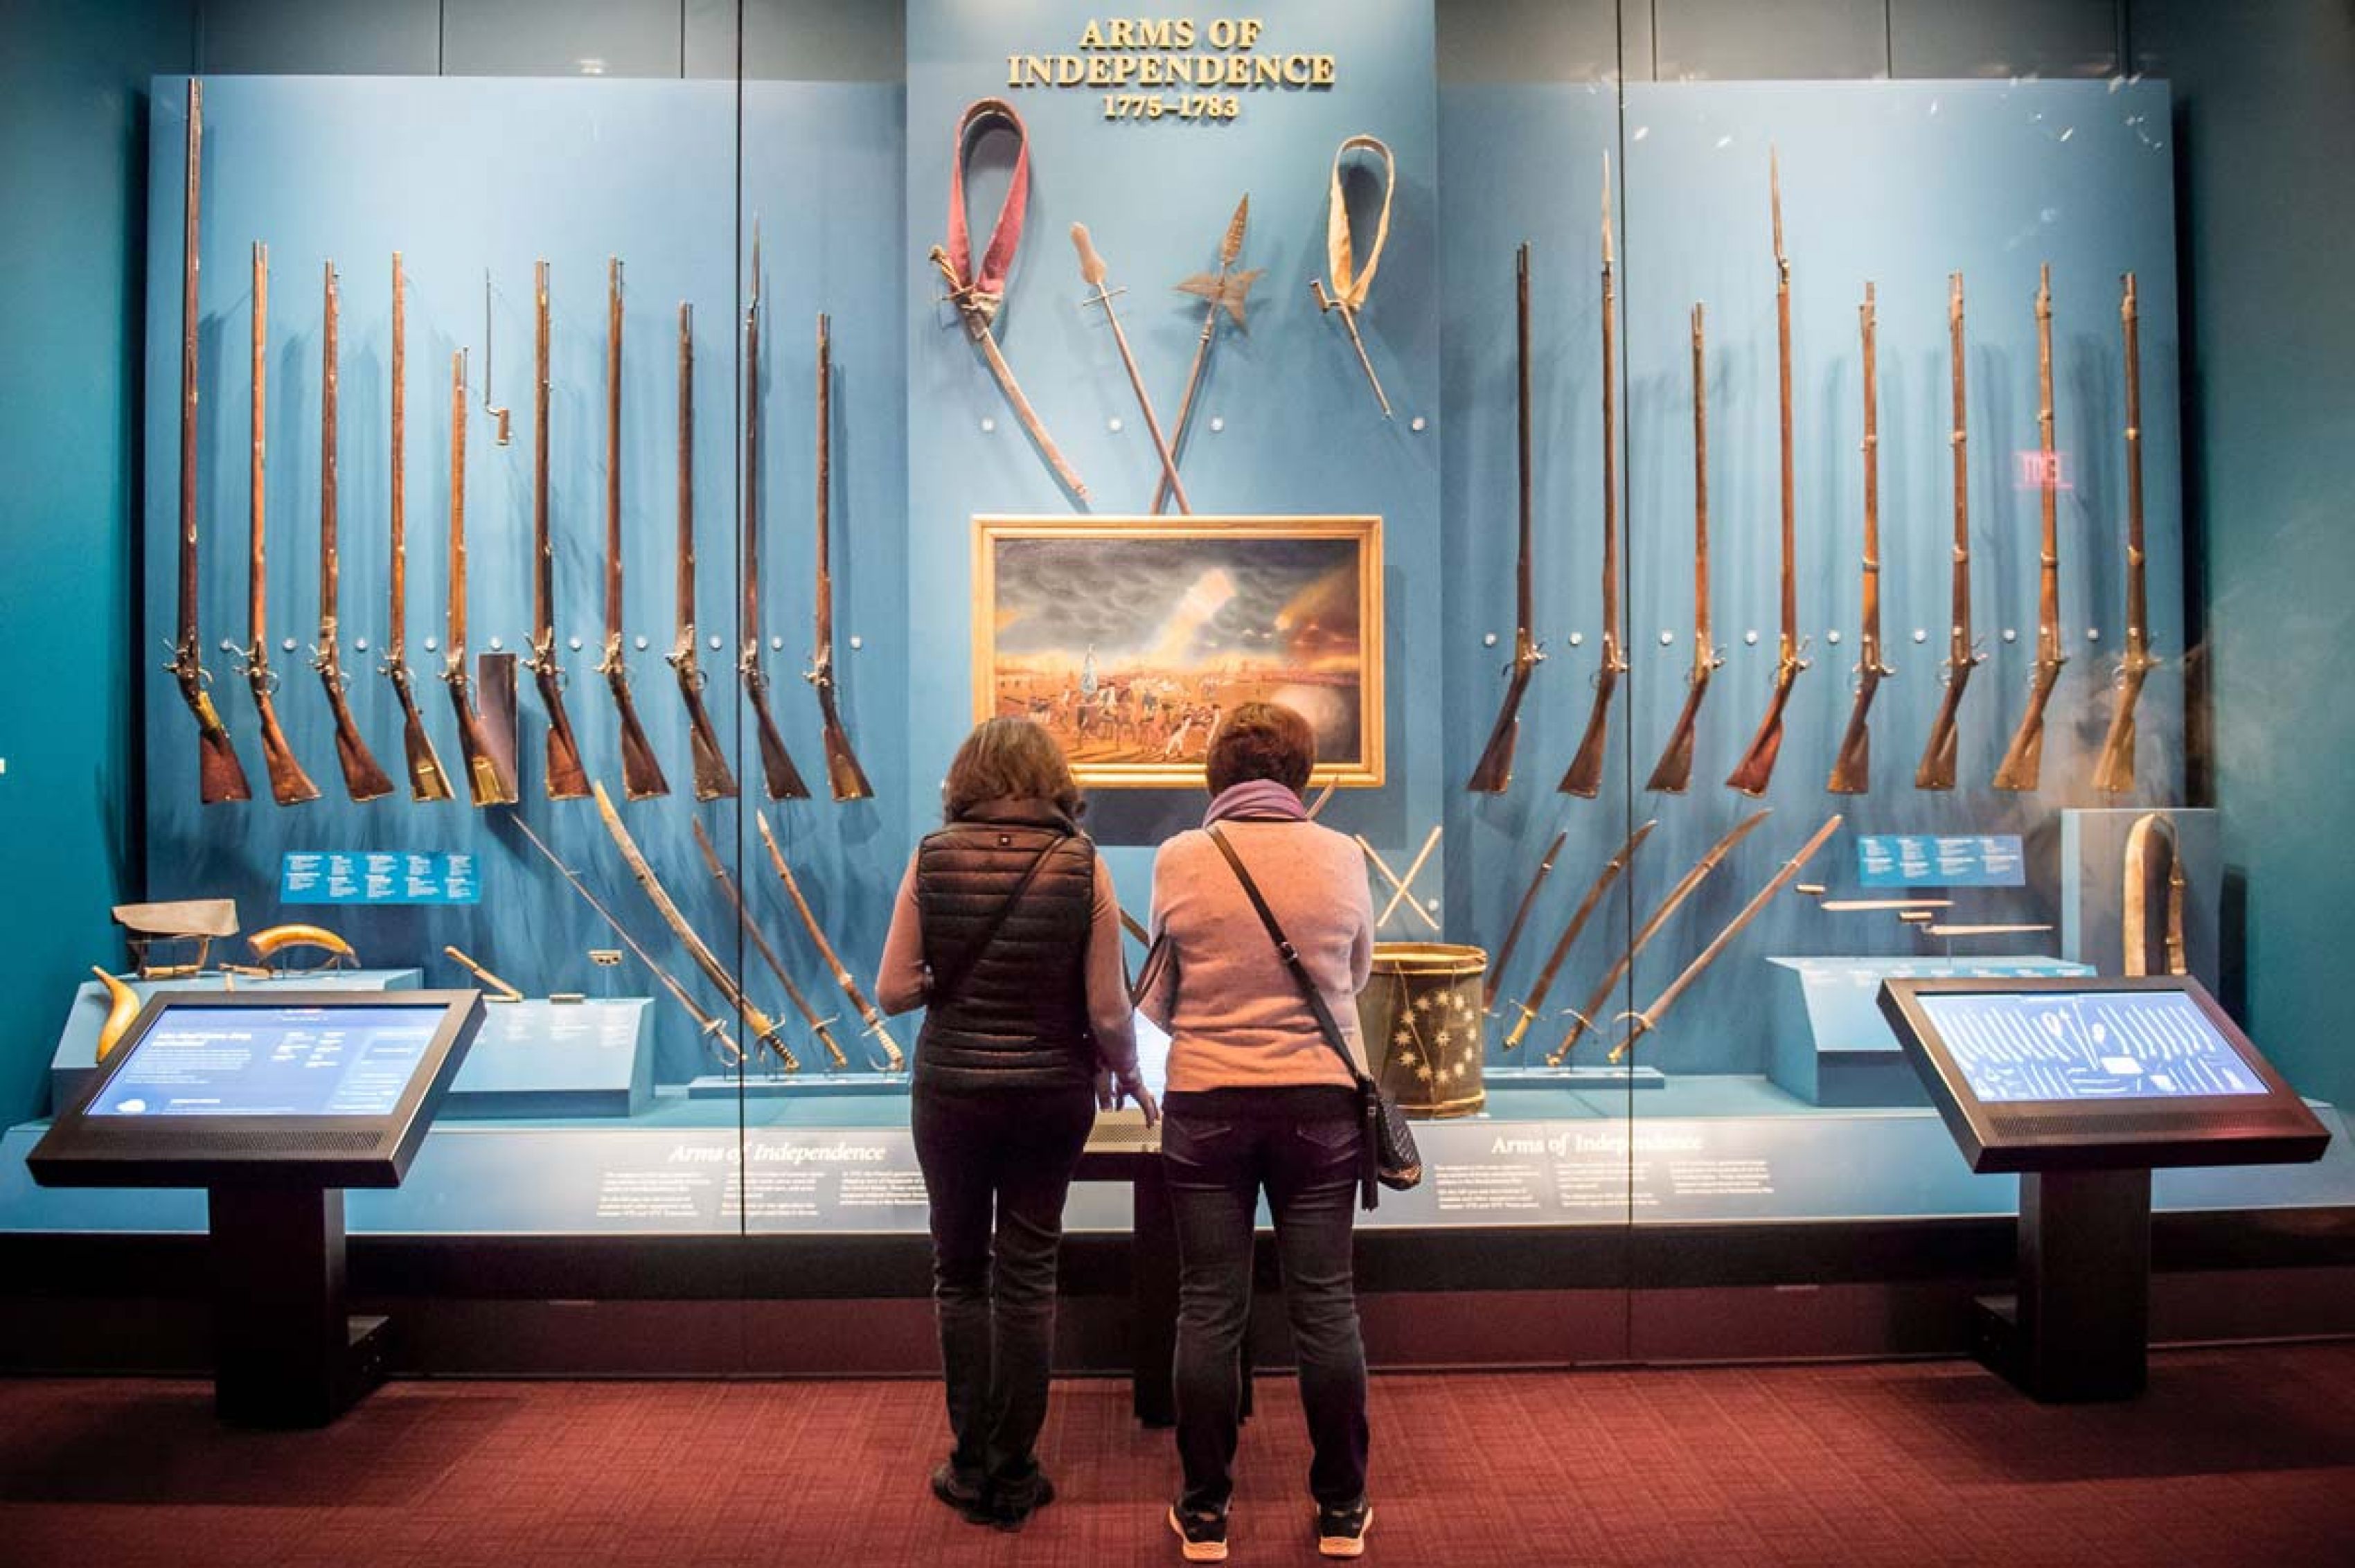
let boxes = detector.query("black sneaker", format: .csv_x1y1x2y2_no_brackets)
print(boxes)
988,1470,1056,1531
930,1461,989,1524
1168,1504,1229,1562
1316,1500,1371,1558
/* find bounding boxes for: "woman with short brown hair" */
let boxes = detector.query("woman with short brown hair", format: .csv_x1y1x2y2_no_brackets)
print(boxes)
876,716,1157,1529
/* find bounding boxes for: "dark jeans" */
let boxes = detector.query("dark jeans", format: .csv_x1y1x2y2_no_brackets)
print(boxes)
1164,1103,1369,1514
912,1081,1096,1485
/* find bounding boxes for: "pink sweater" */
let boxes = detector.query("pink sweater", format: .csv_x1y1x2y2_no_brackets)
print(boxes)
1139,818,1374,1092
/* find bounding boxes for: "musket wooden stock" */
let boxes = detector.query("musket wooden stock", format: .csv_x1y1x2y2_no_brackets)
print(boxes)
1646,303,1722,794
740,231,813,801
1468,242,1542,794
1915,273,1982,791
313,261,395,803
238,241,321,805
690,818,851,1069
1829,283,1893,794
382,252,454,801
808,313,873,801
168,80,254,805
1727,148,1809,798
598,258,671,801
1561,158,1626,799
1501,821,1653,1053
526,260,592,801
1994,264,2068,792
443,349,518,806
756,812,905,1069
1483,827,1567,1013
2094,272,2157,793
664,303,737,801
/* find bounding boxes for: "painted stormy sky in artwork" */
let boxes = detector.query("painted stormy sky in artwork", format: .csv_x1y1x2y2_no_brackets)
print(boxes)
990,535,1362,663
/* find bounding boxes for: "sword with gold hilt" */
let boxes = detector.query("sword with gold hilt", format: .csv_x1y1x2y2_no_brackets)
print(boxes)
756,810,905,1070
1500,821,1653,1053
691,818,853,1070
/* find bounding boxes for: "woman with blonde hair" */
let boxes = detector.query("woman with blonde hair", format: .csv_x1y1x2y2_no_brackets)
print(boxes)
876,716,1157,1529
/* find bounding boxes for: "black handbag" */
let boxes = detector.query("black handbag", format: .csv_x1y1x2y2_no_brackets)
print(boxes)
1205,825,1422,1209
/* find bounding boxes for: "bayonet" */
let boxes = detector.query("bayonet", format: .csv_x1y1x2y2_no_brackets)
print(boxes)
1072,222,1190,511
1157,193,1261,515
2094,272,2158,793
1467,242,1544,793
1727,148,1811,796
1994,263,2068,791
1561,157,1627,799
382,252,454,801
807,313,873,801
1482,828,1568,1013
1547,808,1772,1066
526,260,591,801
757,811,905,1069
312,260,395,802
1829,282,1894,794
665,302,737,801
1500,821,1653,1053
442,349,518,806
1646,303,1723,792
1916,273,1983,790
166,80,254,805
597,258,671,801
594,783,798,1072
227,240,321,805
480,270,512,445
691,818,852,1069
742,230,813,801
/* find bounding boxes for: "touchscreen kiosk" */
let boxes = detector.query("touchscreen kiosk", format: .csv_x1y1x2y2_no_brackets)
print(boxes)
1878,976,2327,1175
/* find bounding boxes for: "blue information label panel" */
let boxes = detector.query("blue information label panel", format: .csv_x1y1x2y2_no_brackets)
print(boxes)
281,851,481,905
1917,990,2266,1103
1857,835,2025,889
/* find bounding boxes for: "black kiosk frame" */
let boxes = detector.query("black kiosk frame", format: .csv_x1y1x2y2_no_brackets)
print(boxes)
30,990,485,1426
1879,975,2329,1401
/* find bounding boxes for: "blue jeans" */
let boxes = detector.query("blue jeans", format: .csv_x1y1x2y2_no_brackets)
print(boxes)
912,1082,1096,1485
1164,1101,1369,1513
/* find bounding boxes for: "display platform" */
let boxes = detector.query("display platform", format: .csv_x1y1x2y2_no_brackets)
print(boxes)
440,999,652,1120
1767,955,2095,1108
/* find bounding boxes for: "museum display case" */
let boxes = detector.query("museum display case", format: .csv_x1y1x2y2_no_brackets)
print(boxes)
4,0,2349,1373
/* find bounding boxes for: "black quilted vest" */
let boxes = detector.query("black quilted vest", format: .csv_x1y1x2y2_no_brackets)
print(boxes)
913,798,1097,1093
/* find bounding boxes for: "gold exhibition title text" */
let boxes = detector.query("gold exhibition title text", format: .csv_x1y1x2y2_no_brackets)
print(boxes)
1007,17,1337,93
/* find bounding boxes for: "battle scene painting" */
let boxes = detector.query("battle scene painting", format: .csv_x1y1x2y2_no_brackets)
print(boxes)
973,517,1384,787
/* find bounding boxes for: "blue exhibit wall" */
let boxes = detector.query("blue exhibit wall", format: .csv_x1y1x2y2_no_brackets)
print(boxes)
0,1,195,1128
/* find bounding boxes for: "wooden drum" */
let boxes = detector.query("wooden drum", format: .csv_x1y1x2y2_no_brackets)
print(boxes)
1356,942,1488,1119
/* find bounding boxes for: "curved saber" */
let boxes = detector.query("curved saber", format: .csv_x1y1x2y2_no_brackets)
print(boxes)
1484,828,1568,1013
756,811,906,1070
691,818,853,1070
1501,821,1653,1052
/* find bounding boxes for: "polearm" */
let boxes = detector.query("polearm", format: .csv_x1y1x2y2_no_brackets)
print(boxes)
1500,820,1654,1053
442,349,518,806
229,241,320,805
1547,808,1771,1066
1156,194,1261,515
665,303,737,801
742,229,813,801
167,80,254,805
1915,274,1982,790
593,783,799,1073
598,258,671,801
807,313,874,801
314,260,395,803
382,252,454,802
756,811,906,1070
526,260,592,801
1994,264,2068,791
1727,148,1810,796
690,818,852,1069
1561,155,1628,799
1646,303,1722,792
1072,222,1190,512
510,813,741,1067
1608,813,1842,1063
2093,272,2157,793
1482,828,1568,1013
1829,282,1894,794
1466,242,1543,794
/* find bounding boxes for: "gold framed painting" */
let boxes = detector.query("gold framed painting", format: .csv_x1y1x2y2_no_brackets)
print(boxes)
972,515,1385,790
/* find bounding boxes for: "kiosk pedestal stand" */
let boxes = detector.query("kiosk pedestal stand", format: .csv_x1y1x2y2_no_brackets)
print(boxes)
210,1186,390,1427
1977,1167,2151,1402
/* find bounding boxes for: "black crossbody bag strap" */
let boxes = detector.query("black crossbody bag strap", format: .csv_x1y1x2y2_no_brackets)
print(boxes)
927,834,1069,1005
1206,825,1381,1204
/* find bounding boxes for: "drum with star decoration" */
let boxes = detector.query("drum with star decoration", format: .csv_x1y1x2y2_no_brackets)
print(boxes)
1356,942,1488,1119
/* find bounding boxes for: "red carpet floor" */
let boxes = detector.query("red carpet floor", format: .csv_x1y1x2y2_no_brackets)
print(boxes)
3,1344,2355,1566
